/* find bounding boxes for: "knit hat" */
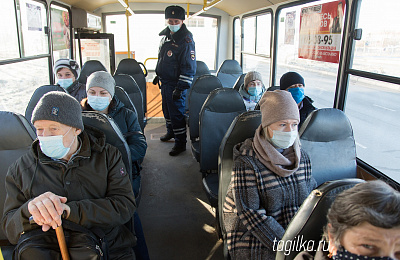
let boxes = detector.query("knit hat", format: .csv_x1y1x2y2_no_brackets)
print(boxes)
32,91,84,130
86,71,116,97
259,90,300,128
165,5,185,20
279,72,305,90
53,59,80,79
244,71,263,88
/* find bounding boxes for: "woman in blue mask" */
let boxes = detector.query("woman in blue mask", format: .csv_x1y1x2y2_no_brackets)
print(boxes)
239,71,265,111
223,90,317,260
54,59,87,102
280,72,316,129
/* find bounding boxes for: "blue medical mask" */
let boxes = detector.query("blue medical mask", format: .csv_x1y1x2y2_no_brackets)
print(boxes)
88,95,110,111
269,129,298,149
38,127,74,159
247,85,263,97
168,24,181,33
333,248,394,260
287,87,305,104
58,78,74,89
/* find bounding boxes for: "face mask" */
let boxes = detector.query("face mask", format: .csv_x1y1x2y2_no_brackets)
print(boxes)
168,24,181,33
287,87,305,104
38,127,74,159
269,129,297,149
333,248,394,260
247,85,263,97
88,95,110,111
58,78,74,89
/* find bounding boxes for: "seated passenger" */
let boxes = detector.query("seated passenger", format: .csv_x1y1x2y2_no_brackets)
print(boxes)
54,58,87,102
238,71,265,111
2,92,136,259
296,180,400,260
223,90,317,260
280,72,316,128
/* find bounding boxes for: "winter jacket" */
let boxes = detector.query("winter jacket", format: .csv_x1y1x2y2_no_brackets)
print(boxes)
2,127,137,257
223,138,317,260
299,96,316,129
81,96,147,175
66,81,87,102
238,83,265,111
155,23,197,90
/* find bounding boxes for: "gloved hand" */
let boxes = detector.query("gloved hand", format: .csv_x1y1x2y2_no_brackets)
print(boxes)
152,75,159,85
172,88,182,101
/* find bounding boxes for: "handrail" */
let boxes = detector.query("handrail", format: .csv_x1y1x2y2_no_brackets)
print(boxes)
188,0,223,19
144,57,158,67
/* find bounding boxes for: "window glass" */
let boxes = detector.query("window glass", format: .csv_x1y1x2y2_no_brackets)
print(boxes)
20,0,48,57
0,58,49,114
256,14,271,56
50,4,71,60
0,0,19,60
234,18,241,63
74,38,111,71
345,76,400,182
243,17,255,53
276,0,345,108
243,54,270,84
351,0,400,77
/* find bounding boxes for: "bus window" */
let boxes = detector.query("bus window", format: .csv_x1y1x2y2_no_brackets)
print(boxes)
233,17,241,63
0,0,19,60
242,12,272,84
276,0,345,108
50,4,71,60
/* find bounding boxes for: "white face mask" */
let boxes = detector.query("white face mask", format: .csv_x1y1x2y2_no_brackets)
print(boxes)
269,129,298,149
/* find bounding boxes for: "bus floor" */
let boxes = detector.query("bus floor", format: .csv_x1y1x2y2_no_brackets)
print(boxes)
138,121,224,260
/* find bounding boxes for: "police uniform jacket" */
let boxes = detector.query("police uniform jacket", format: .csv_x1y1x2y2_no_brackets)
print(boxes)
156,23,196,90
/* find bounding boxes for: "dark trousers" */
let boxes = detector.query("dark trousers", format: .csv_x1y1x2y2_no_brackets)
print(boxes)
160,83,187,145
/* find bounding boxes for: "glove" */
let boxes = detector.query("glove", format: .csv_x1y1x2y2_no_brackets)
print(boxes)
172,88,182,101
152,75,159,85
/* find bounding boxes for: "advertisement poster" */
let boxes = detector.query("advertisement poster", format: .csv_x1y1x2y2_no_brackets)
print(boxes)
51,8,70,50
298,0,345,63
285,11,296,45
26,3,42,31
81,40,101,57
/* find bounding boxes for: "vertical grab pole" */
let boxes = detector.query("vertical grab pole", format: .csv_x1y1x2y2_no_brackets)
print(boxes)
125,0,132,59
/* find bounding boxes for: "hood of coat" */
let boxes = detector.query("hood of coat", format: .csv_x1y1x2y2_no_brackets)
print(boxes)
233,138,255,161
159,23,192,43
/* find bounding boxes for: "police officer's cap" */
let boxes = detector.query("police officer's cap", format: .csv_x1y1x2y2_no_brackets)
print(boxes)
165,5,185,20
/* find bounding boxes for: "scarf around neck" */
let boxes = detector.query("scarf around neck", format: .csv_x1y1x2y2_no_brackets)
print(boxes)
252,125,301,177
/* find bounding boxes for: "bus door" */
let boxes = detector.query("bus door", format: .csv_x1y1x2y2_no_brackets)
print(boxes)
74,32,116,74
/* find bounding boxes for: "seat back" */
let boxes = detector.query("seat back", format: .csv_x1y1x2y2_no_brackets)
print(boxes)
188,75,223,141
232,73,246,91
199,88,246,172
114,58,148,114
276,178,365,260
77,60,107,85
114,74,144,131
218,110,261,239
25,85,67,124
299,108,357,185
0,112,36,241
185,61,211,114
81,111,132,179
114,86,138,116
216,60,243,88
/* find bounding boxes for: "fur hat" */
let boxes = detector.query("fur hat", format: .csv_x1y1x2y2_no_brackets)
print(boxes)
259,90,300,128
244,71,263,88
32,91,84,130
280,72,305,90
165,5,185,20
86,71,116,97
54,59,80,79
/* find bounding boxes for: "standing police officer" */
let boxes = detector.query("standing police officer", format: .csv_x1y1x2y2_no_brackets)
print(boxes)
155,5,196,156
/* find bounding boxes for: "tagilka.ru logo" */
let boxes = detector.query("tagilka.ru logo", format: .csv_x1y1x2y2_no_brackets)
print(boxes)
273,236,330,256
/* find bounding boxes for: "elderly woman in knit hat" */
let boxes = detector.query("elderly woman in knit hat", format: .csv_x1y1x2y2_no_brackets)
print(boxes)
280,71,316,128
223,90,317,260
2,91,137,259
238,71,265,111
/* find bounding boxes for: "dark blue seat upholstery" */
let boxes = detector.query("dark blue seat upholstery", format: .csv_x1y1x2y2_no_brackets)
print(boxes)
216,60,243,88
232,73,246,91
114,86,138,116
199,88,246,207
188,75,223,162
77,60,107,85
185,61,211,117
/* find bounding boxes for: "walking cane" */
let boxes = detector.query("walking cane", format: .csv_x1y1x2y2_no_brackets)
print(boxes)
29,216,70,260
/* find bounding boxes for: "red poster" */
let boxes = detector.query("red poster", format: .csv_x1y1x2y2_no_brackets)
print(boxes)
298,0,345,63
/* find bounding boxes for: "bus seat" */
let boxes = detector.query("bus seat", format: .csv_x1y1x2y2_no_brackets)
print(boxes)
216,60,243,88
114,74,145,131
185,61,211,117
299,108,357,185
232,73,246,91
115,86,138,116
77,60,107,85
0,111,36,258
25,85,67,125
200,88,246,207
188,75,223,162
114,58,148,115
276,178,365,260
218,110,261,245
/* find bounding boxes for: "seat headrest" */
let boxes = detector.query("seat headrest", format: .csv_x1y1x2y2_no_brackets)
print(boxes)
300,108,353,142
114,74,141,94
195,61,210,76
78,60,107,84
192,75,223,94
0,111,36,150
203,88,246,113
115,58,144,75
217,60,242,74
